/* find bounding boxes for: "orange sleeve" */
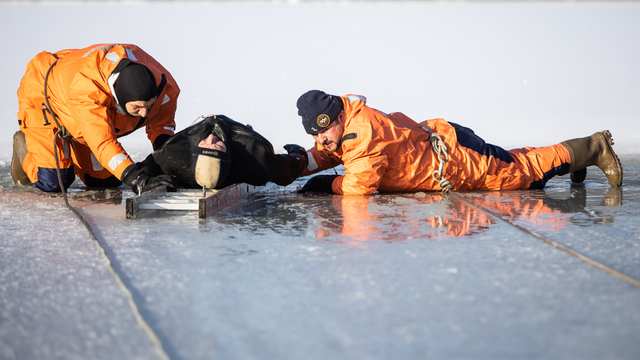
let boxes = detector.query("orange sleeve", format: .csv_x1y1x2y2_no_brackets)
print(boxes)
334,150,387,195
333,121,388,195
301,144,342,176
144,67,180,145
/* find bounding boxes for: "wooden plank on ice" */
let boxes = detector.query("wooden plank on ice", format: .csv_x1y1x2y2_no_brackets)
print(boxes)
199,183,262,219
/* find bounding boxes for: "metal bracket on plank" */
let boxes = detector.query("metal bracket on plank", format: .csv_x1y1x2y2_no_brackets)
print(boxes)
126,183,264,219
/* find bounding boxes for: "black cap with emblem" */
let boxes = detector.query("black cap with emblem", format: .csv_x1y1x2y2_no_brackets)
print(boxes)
296,90,343,135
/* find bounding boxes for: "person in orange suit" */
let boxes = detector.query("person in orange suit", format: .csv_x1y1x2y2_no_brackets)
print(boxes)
289,90,623,195
11,43,180,193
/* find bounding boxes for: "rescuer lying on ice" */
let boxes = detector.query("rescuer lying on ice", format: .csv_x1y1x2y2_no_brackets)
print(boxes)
140,114,308,190
292,90,623,195
11,43,180,194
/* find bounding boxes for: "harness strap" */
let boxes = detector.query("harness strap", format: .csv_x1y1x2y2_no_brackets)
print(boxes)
43,60,72,141
42,59,74,162
421,124,453,193
39,59,74,191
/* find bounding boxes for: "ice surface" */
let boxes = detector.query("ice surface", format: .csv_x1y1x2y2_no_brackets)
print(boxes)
0,190,159,360
2,155,640,360
2,2,640,360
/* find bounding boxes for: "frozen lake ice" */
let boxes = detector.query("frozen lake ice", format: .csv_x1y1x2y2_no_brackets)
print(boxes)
1,155,640,360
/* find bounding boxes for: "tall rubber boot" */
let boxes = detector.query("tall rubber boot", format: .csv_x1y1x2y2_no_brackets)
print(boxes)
10,131,31,185
561,130,622,187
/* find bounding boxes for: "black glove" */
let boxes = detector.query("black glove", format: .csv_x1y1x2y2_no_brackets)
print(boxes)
122,163,177,195
284,144,308,168
297,175,338,194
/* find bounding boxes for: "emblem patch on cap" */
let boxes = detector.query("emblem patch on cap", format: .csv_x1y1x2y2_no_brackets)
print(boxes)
317,114,331,128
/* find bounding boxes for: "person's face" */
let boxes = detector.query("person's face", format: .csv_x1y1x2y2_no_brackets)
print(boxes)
312,111,344,153
125,97,157,117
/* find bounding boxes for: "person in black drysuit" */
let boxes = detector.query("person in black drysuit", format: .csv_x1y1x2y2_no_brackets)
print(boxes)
139,114,307,191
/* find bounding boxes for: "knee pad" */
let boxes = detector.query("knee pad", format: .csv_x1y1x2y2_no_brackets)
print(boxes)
34,167,75,192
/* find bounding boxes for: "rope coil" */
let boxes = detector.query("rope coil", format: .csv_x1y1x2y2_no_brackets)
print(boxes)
421,125,453,193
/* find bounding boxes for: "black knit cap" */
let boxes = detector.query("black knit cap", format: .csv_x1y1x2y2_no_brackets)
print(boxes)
114,63,157,116
297,90,343,135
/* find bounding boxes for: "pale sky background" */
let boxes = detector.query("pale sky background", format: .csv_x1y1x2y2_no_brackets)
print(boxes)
1,1,639,166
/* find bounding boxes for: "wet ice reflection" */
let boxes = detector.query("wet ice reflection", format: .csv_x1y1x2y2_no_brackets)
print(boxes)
215,183,625,245
310,185,622,242
474,186,623,228
311,194,493,243
215,191,500,242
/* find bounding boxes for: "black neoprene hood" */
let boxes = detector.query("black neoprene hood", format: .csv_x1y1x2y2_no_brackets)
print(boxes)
114,63,157,115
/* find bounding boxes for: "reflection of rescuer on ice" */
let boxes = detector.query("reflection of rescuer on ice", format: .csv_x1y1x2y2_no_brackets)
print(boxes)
11,43,180,193
292,90,624,195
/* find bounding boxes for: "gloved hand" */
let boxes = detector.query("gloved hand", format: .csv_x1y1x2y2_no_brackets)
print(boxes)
284,144,306,156
137,154,164,177
153,134,172,151
122,163,177,195
284,144,308,167
297,175,338,194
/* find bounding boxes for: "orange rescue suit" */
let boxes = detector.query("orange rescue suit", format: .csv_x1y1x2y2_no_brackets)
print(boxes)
302,95,572,195
17,43,180,190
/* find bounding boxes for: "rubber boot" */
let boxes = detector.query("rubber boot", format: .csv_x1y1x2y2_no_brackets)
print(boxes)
10,131,32,185
561,130,622,187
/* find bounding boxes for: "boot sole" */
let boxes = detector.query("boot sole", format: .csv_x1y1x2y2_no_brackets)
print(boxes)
597,130,623,187
11,131,31,185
